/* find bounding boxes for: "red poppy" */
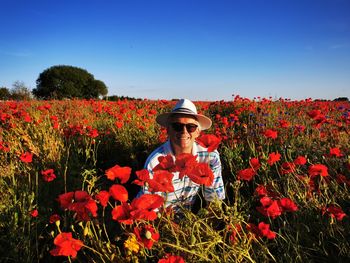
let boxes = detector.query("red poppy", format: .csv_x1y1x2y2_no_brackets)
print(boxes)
196,134,221,152
256,198,282,219
263,129,278,139
133,224,160,249
249,157,261,171
95,190,110,207
307,109,322,119
279,198,298,212
329,147,343,157
20,152,33,163
294,156,307,165
247,222,276,239
186,162,214,186
105,164,131,184
175,153,198,179
158,254,186,263
129,194,164,221
49,214,61,224
257,222,276,239
109,184,128,203
255,185,268,197
133,169,150,186
69,191,98,221
57,192,74,209
237,168,256,181
41,169,56,182
111,203,133,224
131,194,164,211
0,141,10,152
148,170,174,192
279,119,290,128
50,232,84,258
153,155,176,172
30,209,38,218
267,152,281,166
308,164,328,177
323,205,347,221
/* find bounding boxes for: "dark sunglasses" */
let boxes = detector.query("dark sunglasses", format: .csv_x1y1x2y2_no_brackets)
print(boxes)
170,122,198,133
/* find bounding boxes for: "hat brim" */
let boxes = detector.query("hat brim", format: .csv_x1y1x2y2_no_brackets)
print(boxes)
156,112,212,130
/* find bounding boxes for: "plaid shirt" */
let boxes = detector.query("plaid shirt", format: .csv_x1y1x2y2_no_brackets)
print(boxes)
141,140,225,209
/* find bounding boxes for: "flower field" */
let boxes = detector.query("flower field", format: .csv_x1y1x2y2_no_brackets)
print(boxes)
0,96,349,262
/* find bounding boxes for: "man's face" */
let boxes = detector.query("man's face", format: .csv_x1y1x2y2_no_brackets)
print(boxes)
167,115,200,154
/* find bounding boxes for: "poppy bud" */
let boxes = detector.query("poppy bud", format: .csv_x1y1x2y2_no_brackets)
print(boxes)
190,234,196,245
84,226,89,236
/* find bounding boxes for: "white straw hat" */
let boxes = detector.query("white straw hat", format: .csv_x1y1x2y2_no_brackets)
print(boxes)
156,99,212,130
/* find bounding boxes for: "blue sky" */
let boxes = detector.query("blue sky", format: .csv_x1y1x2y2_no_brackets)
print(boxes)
1,0,349,101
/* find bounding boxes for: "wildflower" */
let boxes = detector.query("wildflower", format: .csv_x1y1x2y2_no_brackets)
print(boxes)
329,147,343,157
308,164,329,177
174,153,198,179
323,205,347,221
57,192,74,209
57,191,97,221
112,194,164,224
294,156,307,165
115,121,123,129
130,194,164,221
196,134,221,152
237,168,256,181
0,141,10,152
105,164,131,184
279,198,298,212
41,169,56,182
133,224,160,249
109,184,128,203
20,152,33,163
69,191,98,221
124,234,140,254
263,129,278,139
30,209,39,218
186,162,214,186
247,222,276,239
255,185,269,197
249,157,261,171
95,190,110,207
267,152,281,166
256,197,282,219
153,155,176,172
50,232,84,258
133,169,151,186
49,214,61,224
148,170,174,192
112,203,133,224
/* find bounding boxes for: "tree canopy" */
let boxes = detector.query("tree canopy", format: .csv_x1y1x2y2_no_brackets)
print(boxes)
33,65,108,99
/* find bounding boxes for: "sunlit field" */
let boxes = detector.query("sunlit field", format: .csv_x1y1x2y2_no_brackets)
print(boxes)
0,96,349,262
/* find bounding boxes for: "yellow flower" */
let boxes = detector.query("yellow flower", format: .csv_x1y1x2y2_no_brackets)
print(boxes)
124,234,140,254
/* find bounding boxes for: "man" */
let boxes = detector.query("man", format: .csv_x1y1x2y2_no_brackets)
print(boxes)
140,99,225,211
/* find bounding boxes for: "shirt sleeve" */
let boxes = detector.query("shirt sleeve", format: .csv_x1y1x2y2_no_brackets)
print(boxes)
204,150,225,201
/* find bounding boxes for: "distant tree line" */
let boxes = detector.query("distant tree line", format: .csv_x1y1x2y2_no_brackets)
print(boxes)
1,65,349,101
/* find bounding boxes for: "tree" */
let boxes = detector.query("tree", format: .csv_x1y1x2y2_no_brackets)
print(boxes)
33,65,108,99
0,87,11,100
10,81,32,100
